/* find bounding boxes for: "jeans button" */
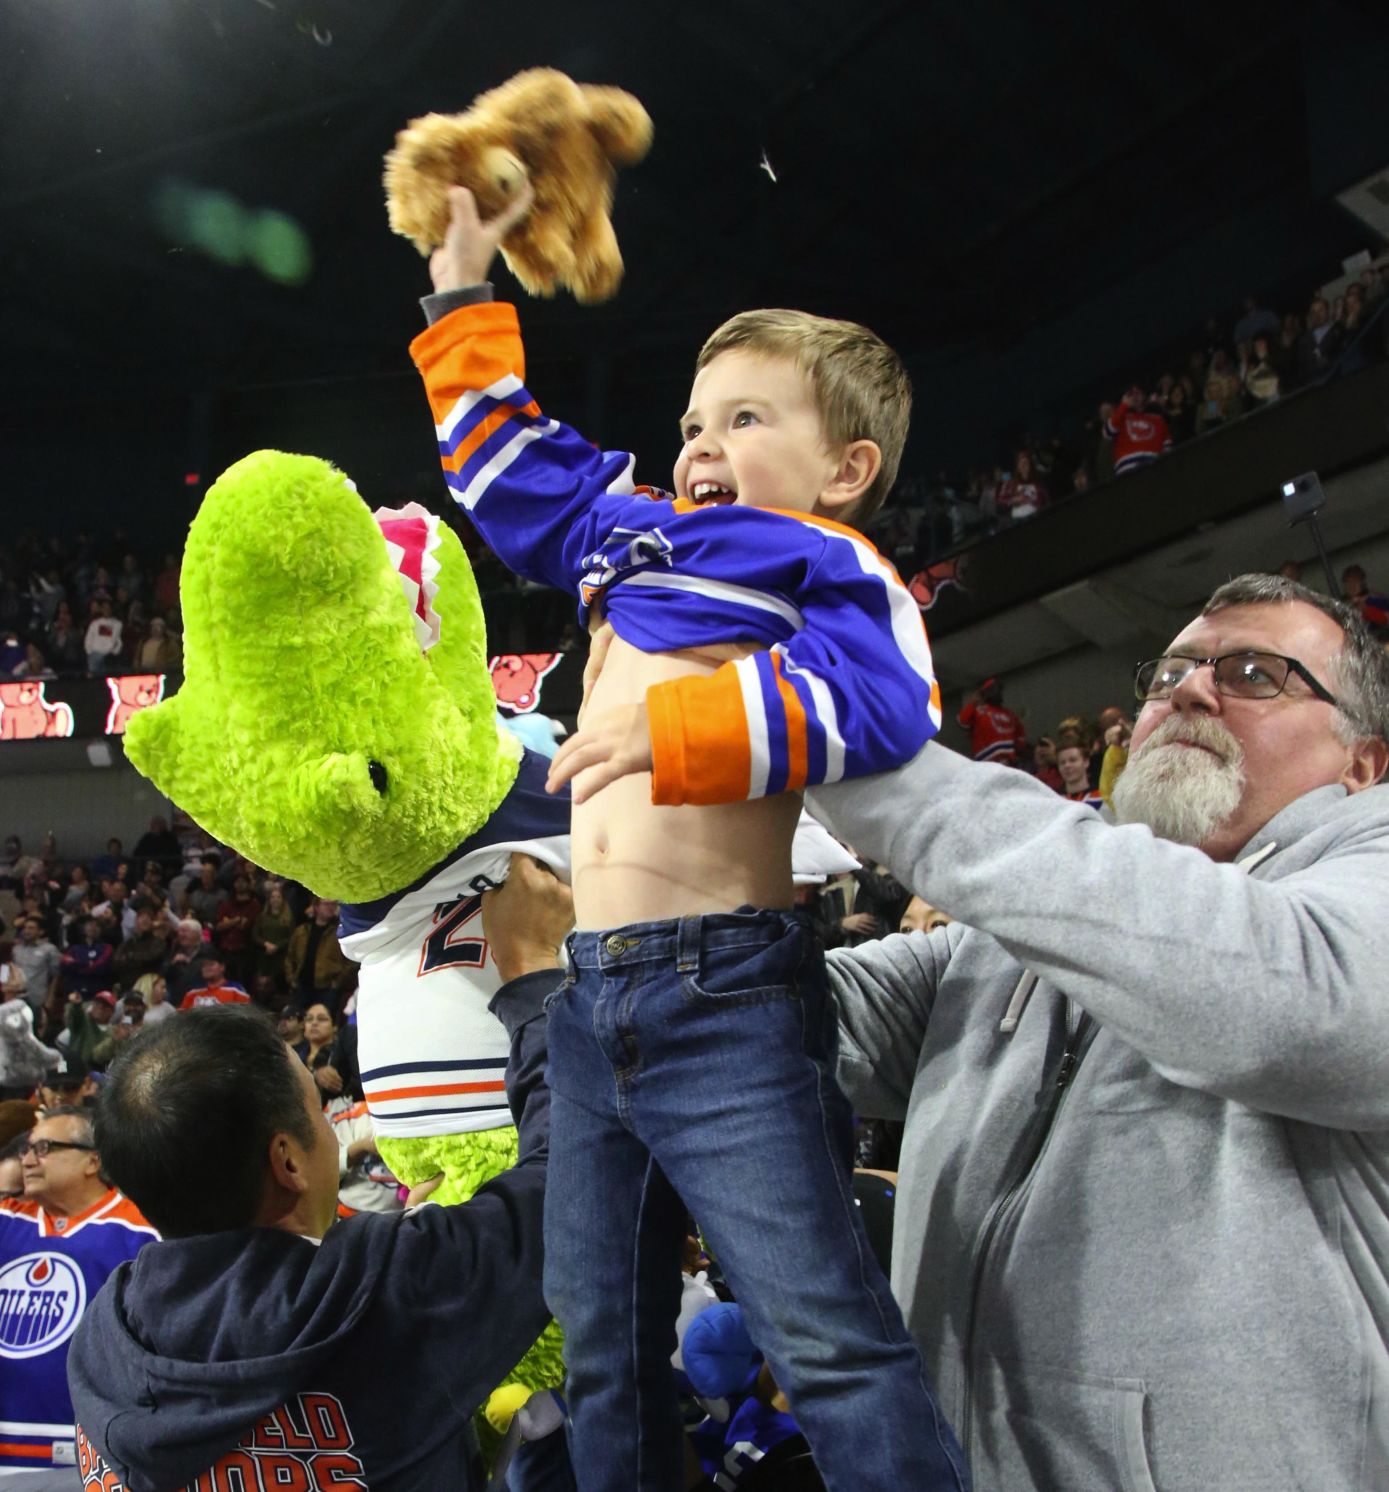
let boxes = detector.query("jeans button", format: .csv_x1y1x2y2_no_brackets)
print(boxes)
604,934,627,956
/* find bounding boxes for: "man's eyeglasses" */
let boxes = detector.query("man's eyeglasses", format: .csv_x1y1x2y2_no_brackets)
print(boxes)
1134,652,1340,708
17,1139,95,1160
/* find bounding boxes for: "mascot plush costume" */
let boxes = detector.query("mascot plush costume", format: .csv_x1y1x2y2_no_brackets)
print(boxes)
123,449,566,1431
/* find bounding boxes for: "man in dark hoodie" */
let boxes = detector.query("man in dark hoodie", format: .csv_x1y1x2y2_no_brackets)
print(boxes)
67,856,570,1492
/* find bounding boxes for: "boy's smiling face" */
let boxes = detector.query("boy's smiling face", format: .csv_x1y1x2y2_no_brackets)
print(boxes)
674,350,844,517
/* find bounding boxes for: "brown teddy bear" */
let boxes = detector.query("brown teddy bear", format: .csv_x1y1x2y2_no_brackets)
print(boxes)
384,67,652,304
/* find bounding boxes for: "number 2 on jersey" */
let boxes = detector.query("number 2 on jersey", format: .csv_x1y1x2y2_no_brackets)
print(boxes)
418,894,487,976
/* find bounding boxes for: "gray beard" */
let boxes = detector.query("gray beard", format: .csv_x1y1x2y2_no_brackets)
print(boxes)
1110,717,1246,847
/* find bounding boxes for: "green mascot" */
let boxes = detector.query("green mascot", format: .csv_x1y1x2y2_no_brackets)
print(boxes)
124,448,567,1449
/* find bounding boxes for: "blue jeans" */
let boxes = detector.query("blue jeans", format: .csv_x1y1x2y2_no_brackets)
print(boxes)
543,909,969,1492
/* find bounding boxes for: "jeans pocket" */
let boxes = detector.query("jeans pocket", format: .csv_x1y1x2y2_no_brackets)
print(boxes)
681,923,806,1007
542,973,575,1014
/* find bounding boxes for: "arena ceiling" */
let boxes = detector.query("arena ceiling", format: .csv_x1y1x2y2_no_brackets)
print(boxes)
2,0,1386,452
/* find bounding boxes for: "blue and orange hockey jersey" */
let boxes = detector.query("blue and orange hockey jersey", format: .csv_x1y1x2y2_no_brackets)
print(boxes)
0,1191,157,1469
410,302,942,806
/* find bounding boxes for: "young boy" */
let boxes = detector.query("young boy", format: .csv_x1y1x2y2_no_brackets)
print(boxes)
410,186,967,1492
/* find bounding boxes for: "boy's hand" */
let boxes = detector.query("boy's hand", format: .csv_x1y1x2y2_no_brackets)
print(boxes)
545,703,653,804
578,618,616,728
428,181,536,294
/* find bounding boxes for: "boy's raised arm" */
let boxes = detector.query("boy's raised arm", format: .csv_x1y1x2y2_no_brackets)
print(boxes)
409,188,655,597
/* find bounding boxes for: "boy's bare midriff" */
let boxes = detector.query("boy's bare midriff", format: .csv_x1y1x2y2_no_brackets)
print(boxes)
572,633,800,930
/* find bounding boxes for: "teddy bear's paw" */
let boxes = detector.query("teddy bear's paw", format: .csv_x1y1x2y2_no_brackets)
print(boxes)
572,257,624,305
502,250,560,299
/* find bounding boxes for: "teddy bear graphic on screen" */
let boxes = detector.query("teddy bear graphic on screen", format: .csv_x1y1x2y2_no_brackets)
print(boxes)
0,681,74,740
489,653,561,714
105,674,166,735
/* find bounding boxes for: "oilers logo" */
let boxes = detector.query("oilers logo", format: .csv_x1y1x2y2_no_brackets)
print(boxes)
579,525,674,609
0,1251,87,1358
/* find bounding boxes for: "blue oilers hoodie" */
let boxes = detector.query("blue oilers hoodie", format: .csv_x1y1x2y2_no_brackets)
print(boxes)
65,972,556,1492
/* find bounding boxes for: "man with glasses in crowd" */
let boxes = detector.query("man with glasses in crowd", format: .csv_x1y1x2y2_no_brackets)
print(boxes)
800,573,1389,1489
0,1108,157,1476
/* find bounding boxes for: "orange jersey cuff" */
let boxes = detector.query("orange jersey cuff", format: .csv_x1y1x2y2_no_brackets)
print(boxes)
409,300,526,412
647,671,752,806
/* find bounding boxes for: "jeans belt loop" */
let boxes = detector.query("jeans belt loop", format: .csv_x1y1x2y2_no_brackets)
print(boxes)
676,915,700,974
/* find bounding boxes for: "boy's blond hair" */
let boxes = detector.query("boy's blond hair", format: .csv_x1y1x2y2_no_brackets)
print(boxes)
696,308,912,525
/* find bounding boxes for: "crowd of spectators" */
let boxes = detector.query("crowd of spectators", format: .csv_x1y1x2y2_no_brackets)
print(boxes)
8,261,1385,669
0,819,360,1097
0,530,185,683
875,253,1389,563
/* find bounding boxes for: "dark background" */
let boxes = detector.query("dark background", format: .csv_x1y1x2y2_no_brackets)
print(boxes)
4,0,1388,544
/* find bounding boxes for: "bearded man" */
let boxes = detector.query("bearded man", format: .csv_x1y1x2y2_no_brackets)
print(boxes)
806,574,1389,1492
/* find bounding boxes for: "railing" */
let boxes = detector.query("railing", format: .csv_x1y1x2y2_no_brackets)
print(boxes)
903,356,1389,638
901,316,1389,638
906,294,1389,577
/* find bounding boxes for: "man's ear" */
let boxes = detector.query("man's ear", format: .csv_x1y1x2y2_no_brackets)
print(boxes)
266,1130,312,1196
818,440,882,517
1343,735,1389,794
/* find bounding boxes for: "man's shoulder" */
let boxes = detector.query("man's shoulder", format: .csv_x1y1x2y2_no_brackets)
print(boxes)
86,1192,159,1242
1249,782,1389,873
0,1196,40,1224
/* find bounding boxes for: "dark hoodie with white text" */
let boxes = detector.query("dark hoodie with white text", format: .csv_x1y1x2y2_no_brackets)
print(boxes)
66,971,556,1492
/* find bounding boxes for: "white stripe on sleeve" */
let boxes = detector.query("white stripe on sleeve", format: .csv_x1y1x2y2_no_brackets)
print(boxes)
735,655,772,799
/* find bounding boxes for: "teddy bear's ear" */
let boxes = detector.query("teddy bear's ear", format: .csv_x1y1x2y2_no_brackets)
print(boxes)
580,86,654,166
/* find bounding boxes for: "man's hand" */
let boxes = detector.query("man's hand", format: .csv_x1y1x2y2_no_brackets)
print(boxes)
314,1064,344,1096
482,854,575,982
545,702,652,804
840,912,884,937
428,181,536,295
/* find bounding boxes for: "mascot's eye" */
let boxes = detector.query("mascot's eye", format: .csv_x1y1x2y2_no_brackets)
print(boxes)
367,760,389,795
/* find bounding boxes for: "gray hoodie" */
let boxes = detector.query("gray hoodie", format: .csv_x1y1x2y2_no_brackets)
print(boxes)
811,743,1389,1492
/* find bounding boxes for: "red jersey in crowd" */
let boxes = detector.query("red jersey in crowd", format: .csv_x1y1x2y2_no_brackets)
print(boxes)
178,980,250,1011
1352,592,1389,630
1104,399,1172,476
957,699,1026,765
993,478,1047,519
213,895,260,954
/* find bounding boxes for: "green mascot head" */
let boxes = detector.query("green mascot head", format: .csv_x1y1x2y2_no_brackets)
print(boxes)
125,449,521,897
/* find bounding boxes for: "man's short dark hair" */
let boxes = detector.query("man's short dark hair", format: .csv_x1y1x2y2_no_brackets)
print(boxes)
46,1054,89,1090
95,1007,317,1238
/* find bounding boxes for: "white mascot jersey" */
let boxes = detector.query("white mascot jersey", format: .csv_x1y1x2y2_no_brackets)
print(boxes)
338,749,570,1139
